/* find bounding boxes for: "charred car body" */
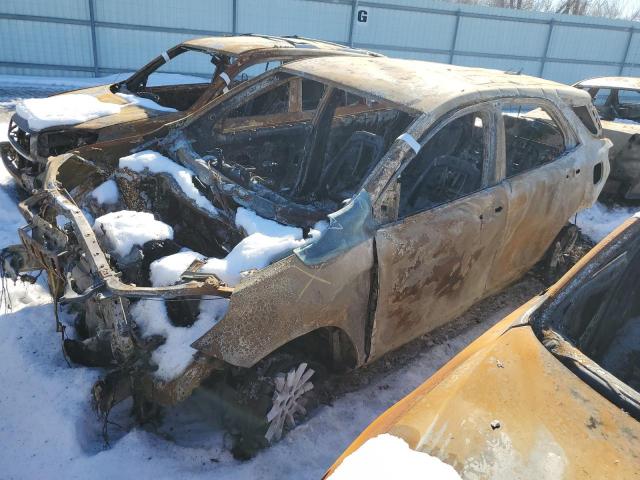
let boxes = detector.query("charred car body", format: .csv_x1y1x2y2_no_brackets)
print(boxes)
575,76,640,200
0,34,378,192
327,213,640,480
2,57,610,450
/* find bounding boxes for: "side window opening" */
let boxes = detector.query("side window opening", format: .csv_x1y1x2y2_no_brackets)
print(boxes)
206,76,415,205
502,103,566,177
302,79,326,111
617,89,640,107
234,61,282,84
317,92,416,202
227,81,290,118
591,87,612,108
572,105,600,136
397,112,487,219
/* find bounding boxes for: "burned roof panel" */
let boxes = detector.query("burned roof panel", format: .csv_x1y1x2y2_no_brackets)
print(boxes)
576,76,640,91
182,35,357,56
282,57,592,113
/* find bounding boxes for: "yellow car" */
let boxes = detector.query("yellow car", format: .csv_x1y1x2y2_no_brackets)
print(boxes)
327,213,640,479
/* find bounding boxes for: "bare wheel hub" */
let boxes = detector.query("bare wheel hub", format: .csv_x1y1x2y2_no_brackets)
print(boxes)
265,362,314,442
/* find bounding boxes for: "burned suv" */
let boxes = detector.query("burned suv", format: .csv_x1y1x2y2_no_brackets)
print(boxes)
2,57,610,451
1,34,378,192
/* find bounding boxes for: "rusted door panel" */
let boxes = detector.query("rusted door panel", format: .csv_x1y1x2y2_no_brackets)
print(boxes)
369,185,508,361
487,153,585,293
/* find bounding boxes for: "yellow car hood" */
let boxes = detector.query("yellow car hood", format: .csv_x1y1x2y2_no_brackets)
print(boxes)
335,322,640,479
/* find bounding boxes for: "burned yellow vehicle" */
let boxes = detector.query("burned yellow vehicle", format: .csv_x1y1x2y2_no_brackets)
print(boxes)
1,34,378,192
1,57,610,454
327,213,640,480
574,76,640,200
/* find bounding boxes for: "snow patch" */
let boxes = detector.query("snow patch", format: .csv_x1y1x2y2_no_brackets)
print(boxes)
93,210,173,258
236,207,303,238
0,121,8,143
201,233,305,286
90,179,119,205
119,150,217,214
613,118,640,125
116,93,178,113
329,434,461,479
576,202,639,243
130,298,228,381
199,209,328,286
150,250,205,287
15,94,122,131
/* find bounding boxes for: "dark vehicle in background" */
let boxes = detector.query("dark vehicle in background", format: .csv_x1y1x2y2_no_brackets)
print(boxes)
0,34,378,192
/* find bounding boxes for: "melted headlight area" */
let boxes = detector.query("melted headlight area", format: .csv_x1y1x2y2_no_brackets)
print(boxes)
37,130,99,157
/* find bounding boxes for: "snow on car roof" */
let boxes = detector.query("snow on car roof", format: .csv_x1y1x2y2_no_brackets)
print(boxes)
576,76,640,91
283,56,592,114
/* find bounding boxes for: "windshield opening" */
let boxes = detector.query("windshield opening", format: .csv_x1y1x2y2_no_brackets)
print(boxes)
119,47,225,112
533,220,640,416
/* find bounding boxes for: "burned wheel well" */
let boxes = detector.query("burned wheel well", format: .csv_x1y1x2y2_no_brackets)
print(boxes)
269,326,358,372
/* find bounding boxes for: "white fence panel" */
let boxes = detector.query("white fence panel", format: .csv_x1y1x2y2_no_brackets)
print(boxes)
238,0,351,43
0,0,638,86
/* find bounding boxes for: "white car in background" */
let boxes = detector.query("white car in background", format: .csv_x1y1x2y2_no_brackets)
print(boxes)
575,77,640,200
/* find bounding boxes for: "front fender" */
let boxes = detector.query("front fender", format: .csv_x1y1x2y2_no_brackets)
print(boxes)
191,239,373,368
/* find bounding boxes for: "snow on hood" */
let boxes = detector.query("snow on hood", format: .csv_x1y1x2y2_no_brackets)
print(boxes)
119,150,218,214
115,93,177,113
15,92,177,132
93,210,174,258
15,94,123,131
328,434,461,479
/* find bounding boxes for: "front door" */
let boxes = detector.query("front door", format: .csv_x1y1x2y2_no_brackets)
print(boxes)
369,109,508,360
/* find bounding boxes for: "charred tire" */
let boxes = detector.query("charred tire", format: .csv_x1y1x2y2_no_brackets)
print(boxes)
540,224,579,285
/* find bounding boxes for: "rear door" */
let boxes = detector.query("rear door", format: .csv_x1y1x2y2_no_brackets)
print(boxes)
486,100,585,292
369,107,508,360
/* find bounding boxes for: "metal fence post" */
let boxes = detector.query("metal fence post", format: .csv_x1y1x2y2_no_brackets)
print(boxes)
449,9,460,64
232,0,238,34
539,19,554,78
348,0,359,47
87,0,99,76
619,27,634,76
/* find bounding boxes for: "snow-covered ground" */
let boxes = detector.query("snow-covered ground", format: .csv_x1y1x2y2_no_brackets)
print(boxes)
0,77,638,480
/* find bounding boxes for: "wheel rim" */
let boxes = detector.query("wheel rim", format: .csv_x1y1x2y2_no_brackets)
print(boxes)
264,362,314,443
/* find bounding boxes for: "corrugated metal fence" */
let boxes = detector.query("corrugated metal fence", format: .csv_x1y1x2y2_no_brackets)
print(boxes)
1,0,639,84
